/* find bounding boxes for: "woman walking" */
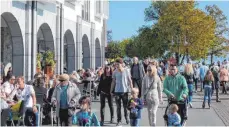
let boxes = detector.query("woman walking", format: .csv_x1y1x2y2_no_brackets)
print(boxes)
97,66,114,126
183,64,194,108
142,65,163,126
202,70,214,109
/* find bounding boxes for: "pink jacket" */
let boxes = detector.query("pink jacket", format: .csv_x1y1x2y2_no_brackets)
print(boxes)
220,68,229,81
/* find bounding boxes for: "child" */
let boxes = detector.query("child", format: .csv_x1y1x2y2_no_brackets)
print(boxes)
127,88,143,127
168,104,181,127
72,96,100,126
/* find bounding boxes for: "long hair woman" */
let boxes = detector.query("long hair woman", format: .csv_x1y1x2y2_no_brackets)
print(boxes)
202,70,214,109
183,64,194,108
142,65,163,126
97,66,114,126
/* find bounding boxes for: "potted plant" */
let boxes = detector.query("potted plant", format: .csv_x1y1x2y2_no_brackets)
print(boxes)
44,50,55,77
36,53,42,73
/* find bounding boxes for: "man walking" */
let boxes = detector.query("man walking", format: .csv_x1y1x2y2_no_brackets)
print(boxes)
110,58,133,126
131,57,145,98
199,62,209,92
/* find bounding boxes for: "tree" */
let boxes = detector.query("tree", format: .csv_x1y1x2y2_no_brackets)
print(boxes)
105,41,121,59
157,1,216,63
205,5,229,64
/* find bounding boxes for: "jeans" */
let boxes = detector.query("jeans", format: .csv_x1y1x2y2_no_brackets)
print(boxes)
115,92,129,122
100,92,114,122
24,108,38,126
204,86,212,104
194,78,198,91
1,108,10,126
59,108,72,126
132,78,142,98
130,119,140,127
188,84,193,103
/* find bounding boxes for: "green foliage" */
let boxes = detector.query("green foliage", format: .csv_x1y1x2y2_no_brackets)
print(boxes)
106,42,122,59
44,50,55,68
36,53,42,69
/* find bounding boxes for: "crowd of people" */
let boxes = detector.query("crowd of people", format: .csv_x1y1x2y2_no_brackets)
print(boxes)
1,57,229,126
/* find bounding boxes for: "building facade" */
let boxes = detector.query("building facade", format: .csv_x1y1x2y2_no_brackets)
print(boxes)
1,0,109,81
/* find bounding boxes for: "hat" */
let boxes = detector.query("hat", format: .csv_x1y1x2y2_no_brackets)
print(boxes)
59,74,69,81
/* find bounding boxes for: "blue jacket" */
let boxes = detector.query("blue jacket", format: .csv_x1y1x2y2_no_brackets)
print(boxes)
127,98,143,119
72,111,100,126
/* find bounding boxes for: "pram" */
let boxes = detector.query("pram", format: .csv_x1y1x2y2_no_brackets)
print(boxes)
163,98,188,126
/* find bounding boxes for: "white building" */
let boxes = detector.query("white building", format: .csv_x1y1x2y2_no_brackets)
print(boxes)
1,0,109,81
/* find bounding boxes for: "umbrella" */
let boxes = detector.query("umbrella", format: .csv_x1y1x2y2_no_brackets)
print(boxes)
4,63,11,76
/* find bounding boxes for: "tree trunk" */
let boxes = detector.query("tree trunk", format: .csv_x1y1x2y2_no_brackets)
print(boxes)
211,53,214,65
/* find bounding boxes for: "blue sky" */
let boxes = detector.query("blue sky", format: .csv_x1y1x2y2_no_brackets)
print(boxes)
108,1,229,41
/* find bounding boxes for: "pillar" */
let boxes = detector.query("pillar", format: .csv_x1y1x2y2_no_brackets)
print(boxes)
91,22,95,69
76,16,82,70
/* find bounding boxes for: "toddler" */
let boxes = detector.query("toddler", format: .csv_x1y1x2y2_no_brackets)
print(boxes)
127,88,143,127
72,96,100,126
168,104,181,127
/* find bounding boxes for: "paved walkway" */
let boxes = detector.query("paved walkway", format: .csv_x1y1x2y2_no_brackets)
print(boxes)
91,93,228,126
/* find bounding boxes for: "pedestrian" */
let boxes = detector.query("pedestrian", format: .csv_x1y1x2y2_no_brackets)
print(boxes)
110,58,133,126
127,88,143,127
199,62,209,92
211,66,221,102
219,66,228,94
202,70,214,109
15,76,38,126
97,66,114,126
2,75,16,98
163,64,188,125
168,104,181,127
143,59,149,73
183,64,194,108
193,64,199,93
131,57,145,98
51,74,81,126
73,96,100,126
142,65,163,126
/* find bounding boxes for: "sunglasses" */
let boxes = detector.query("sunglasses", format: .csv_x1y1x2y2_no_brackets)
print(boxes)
59,80,65,82
147,70,152,72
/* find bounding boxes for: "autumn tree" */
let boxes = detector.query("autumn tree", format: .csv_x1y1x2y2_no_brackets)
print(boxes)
205,5,229,64
105,41,122,59
157,1,216,64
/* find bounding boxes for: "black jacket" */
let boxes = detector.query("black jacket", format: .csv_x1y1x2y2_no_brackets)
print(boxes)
184,74,194,84
97,74,113,95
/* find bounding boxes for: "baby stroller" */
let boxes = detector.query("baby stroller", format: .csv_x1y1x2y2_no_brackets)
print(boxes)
163,98,188,126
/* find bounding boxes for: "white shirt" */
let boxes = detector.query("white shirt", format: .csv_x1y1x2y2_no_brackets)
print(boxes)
2,81,12,95
16,84,35,108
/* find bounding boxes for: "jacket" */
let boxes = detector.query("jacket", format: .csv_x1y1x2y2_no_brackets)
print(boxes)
52,81,81,117
163,74,188,101
183,73,194,84
127,98,143,119
220,68,229,82
97,74,112,95
131,63,145,80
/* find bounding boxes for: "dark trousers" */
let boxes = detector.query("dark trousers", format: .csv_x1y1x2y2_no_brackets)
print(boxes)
115,92,129,122
1,108,10,126
59,108,72,126
194,78,198,91
177,102,187,125
24,108,38,126
100,92,114,122
132,78,142,98
221,81,227,94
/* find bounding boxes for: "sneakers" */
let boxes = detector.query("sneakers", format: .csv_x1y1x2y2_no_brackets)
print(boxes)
100,121,104,126
189,103,193,108
126,119,129,125
216,99,221,102
110,118,114,124
116,121,122,126
202,102,205,108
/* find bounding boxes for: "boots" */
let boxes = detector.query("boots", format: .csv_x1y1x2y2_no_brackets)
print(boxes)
110,118,114,124
208,103,211,109
202,102,205,108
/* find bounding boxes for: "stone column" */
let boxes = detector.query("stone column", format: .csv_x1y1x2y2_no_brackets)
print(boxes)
60,4,64,74
55,3,61,74
102,19,107,66
24,1,33,81
31,1,37,79
90,22,95,69
55,2,64,74
76,16,82,70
